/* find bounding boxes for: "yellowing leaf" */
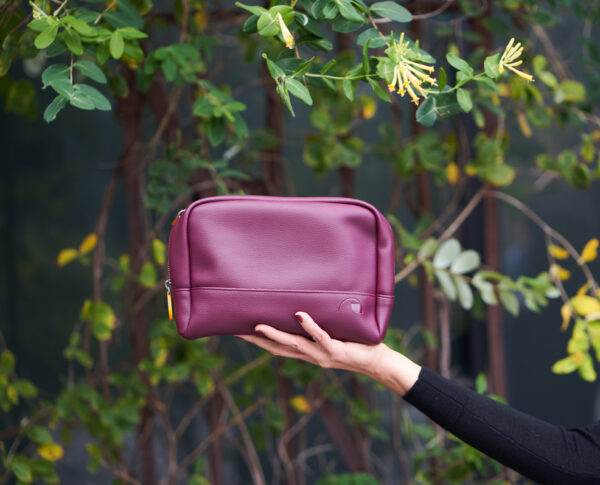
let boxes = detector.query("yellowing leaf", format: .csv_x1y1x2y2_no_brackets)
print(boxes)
464,164,477,176
548,244,569,260
561,303,572,331
79,233,98,254
193,10,208,31
37,442,64,461
578,282,591,296
152,238,166,265
571,351,585,365
446,162,459,185
516,111,532,137
289,395,311,413
550,263,570,281
57,248,78,267
570,295,600,316
580,238,599,264
361,97,377,119
6,384,18,404
154,348,168,367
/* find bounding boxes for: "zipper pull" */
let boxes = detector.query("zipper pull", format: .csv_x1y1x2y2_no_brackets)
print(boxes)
171,209,185,226
165,279,173,321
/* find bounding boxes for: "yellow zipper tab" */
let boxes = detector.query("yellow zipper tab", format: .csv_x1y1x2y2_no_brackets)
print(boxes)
167,290,173,321
165,279,173,321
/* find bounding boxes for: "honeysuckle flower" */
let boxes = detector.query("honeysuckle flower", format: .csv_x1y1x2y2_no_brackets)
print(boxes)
382,32,437,105
499,38,534,82
276,12,294,49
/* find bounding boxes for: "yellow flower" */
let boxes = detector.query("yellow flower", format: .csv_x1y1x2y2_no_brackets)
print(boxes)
499,38,534,82
385,32,436,106
276,13,294,49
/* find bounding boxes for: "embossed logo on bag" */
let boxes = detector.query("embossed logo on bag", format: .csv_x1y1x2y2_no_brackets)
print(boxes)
338,297,363,314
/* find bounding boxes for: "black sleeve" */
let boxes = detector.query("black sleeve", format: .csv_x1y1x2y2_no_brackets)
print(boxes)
403,366,600,485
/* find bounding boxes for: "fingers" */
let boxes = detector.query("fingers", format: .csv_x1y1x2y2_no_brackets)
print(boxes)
294,312,333,349
235,334,316,364
252,323,312,352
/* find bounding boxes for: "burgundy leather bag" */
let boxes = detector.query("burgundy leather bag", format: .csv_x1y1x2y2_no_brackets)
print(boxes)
165,195,396,344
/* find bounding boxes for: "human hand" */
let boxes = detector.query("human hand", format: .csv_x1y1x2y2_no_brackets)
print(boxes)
234,311,385,378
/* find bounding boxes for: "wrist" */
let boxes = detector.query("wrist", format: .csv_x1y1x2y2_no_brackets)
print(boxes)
367,343,422,396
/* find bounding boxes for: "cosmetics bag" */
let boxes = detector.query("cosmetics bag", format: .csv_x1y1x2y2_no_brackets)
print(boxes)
165,195,396,344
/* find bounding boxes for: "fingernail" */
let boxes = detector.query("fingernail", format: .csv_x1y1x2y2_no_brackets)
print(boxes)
295,313,303,324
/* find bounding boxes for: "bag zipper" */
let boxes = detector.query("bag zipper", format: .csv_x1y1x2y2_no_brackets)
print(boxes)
165,208,185,321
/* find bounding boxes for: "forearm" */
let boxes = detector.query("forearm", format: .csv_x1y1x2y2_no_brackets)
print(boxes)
367,349,600,485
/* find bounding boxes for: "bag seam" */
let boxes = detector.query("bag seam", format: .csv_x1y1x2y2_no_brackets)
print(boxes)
172,286,395,298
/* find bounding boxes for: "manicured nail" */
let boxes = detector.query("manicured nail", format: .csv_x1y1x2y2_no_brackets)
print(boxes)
295,313,303,324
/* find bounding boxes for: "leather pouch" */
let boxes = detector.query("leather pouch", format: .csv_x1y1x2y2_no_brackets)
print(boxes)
166,195,395,344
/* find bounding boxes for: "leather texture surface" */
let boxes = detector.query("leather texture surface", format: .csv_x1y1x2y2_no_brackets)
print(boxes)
167,195,396,344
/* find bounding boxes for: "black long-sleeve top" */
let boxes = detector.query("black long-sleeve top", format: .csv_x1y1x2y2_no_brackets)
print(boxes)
403,367,600,484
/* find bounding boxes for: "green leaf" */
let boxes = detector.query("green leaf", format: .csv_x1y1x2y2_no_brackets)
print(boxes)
63,28,83,55
109,30,124,59
139,262,157,288
370,1,412,22
499,290,519,316
207,117,226,145
552,355,579,374
41,64,69,88
73,61,107,83
479,163,515,186
454,276,474,309
35,24,59,49
262,53,285,79
415,96,436,127
235,1,268,17
25,426,52,444
356,28,388,48
13,379,37,398
69,85,95,110
472,276,497,305
152,238,166,265
334,0,365,23
438,66,446,90
367,77,391,102
450,249,480,274
73,84,111,110
162,57,177,82
362,38,370,74
435,270,457,301
418,238,438,260
342,78,354,101
554,80,585,103
10,458,32,483
456,87,472,112
446,52,474,77
286,78,313,105
475,373,488,393
62,15,97,36
118,26,148,39
484,53,500,79
43,95,68,123
433,239,461,269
